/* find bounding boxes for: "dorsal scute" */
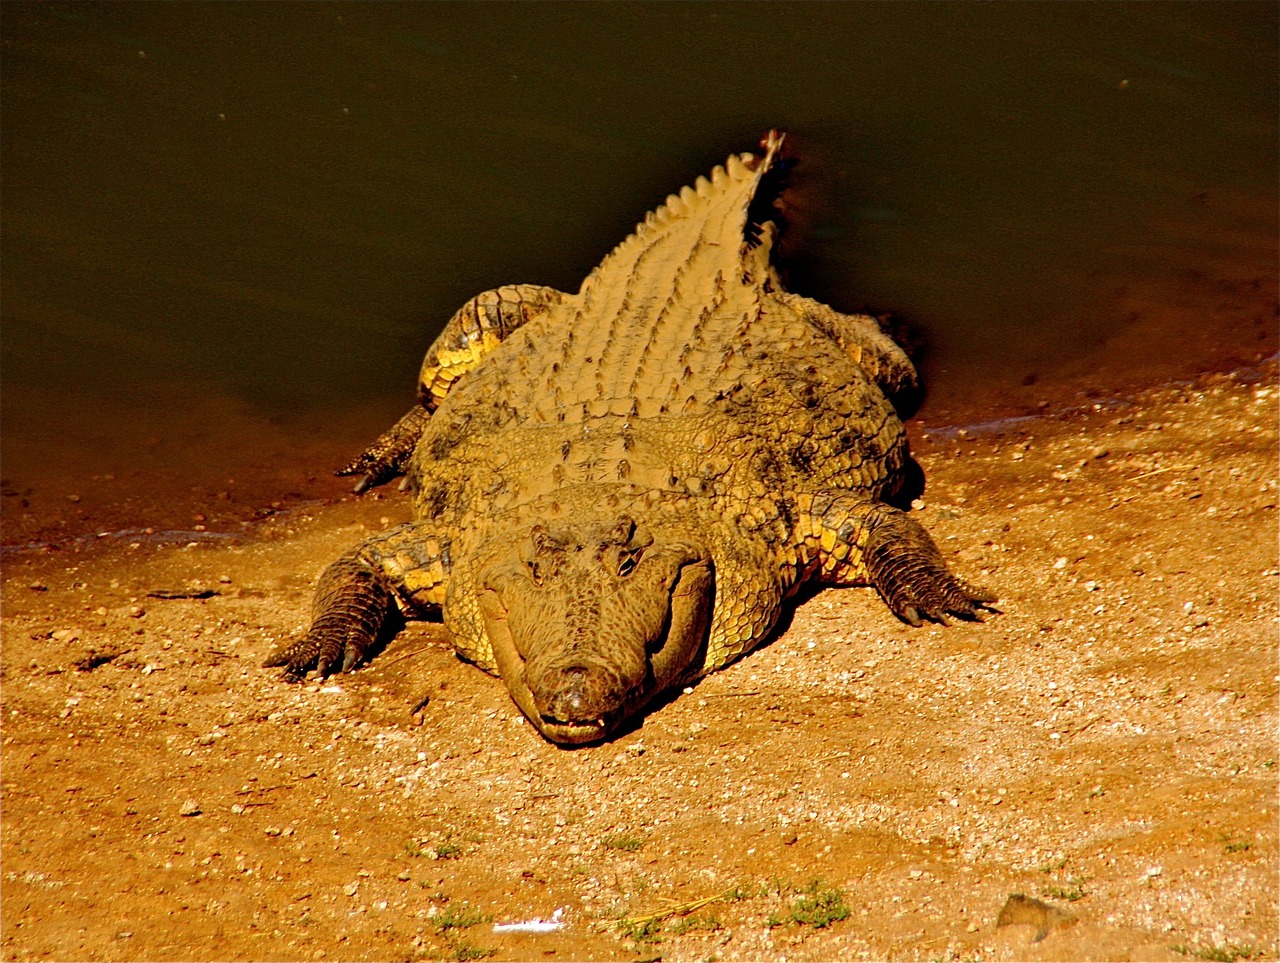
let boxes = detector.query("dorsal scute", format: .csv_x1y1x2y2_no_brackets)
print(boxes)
579,136,785,301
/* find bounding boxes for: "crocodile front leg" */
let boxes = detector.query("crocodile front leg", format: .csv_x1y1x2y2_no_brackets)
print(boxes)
337,284,566,493
804,493,996,626
264,524,453,679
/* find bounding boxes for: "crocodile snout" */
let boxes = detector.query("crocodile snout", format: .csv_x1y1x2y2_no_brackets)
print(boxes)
531,663,623,727
544,666,591,720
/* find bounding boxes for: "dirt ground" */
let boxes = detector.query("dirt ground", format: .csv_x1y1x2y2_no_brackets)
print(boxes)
2,361,1277,963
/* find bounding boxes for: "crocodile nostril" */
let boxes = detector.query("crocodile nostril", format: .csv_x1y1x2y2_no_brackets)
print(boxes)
542,666,598,722
546,686,589,722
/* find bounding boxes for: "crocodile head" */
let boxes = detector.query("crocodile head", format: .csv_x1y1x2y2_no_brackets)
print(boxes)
476,515,713,745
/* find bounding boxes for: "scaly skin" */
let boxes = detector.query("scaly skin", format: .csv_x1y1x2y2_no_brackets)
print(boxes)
268,132,994,744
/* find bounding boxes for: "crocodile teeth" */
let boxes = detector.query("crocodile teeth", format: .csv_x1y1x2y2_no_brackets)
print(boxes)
555,717,603,730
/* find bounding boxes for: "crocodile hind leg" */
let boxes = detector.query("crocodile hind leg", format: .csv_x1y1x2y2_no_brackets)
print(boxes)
338,405,432,494
264,523,453,679
337,285,567,493
780,291,922,418
416,283,565,410
805,493,996,626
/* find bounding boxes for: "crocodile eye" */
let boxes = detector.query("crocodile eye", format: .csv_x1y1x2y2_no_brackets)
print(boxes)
617,550,641,579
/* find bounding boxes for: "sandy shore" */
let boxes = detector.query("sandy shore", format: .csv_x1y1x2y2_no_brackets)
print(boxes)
2,363,1276,962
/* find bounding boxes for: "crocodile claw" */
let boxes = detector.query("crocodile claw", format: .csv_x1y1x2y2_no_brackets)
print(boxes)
262,553,397,679
336,405,432,494
863,509,997,626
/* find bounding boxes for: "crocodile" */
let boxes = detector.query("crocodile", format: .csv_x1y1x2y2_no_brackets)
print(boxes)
266,132,994,744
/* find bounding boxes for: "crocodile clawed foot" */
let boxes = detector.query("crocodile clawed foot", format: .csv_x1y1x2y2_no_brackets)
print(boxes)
263,625,374,681
350,472,378,496
263,553,399,680
337,405,432,494
337,456,405,496
864,509,998,626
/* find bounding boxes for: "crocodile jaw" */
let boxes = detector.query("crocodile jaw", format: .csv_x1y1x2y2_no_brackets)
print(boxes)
478,555,713,746
479,593,620,745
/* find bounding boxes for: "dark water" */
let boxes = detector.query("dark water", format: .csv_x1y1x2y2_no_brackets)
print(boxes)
2,2,1276,539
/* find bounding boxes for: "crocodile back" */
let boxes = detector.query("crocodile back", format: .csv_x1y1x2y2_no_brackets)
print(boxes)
415,134,906,528
522,140,783,424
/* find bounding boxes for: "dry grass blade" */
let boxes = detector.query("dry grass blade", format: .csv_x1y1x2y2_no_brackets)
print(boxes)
616,887,737,928
1131,465,1177,480
378,647,434,670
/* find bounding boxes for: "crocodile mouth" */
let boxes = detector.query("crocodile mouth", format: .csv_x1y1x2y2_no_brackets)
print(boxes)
538,715,609,744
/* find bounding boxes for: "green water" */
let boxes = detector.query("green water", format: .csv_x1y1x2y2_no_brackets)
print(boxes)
2,2,1276,532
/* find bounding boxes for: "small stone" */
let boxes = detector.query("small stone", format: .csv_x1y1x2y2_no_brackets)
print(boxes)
179,798,201,817
342,882,359,897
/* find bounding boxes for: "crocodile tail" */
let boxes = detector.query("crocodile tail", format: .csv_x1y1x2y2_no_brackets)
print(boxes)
576,132,787,308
